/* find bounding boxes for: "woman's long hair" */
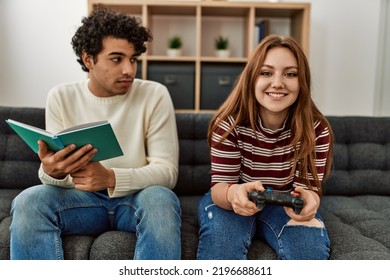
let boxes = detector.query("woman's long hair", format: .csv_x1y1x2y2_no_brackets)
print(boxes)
208,35,333,194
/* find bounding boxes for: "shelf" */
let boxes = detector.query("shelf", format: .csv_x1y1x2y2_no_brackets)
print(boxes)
88,0,310,112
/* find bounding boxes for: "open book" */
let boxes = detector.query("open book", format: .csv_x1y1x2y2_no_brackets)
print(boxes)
6,119,124,162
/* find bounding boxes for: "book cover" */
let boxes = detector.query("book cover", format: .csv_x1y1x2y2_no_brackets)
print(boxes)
255,19,270,46
6,119,124,162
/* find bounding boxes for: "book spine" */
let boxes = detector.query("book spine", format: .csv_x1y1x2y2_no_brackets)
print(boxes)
52,136,65,149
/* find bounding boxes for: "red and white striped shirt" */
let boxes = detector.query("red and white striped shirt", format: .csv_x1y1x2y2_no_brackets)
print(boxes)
210,115,331,193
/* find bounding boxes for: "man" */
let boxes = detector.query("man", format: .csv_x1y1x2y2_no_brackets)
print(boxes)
10,8,181,260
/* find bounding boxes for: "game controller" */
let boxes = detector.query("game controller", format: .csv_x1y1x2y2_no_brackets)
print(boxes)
248,188,304,214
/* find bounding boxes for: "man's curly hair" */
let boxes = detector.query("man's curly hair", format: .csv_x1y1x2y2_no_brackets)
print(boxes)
71,7,152,72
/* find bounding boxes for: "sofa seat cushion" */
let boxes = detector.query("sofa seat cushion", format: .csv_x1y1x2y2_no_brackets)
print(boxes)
320,195,390,259
0,189,23,260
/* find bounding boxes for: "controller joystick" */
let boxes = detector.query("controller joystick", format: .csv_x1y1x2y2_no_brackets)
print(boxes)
248,188,304,214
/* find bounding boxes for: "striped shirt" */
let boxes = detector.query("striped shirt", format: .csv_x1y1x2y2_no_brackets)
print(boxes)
210,115,331,193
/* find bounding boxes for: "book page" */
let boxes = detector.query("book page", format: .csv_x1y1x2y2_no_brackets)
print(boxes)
6,119,53,137
59,121,108,134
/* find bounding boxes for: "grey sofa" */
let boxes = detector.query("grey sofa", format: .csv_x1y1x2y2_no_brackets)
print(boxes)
1,106,390,260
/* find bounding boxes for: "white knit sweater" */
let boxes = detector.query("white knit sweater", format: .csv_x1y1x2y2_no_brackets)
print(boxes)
38,79,179,198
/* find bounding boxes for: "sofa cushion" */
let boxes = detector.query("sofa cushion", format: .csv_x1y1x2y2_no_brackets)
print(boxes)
0,107,42,189
174,113,212,196
320,195,390,259
323,117,390,196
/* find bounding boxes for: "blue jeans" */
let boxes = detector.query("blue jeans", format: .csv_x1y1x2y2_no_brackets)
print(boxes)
10,185,181,260
197,192,330,260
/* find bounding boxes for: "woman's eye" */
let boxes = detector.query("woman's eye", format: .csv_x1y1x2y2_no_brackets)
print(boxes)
112,57,121,63
285,72,298,78
260,71,272,77
130,57,138,63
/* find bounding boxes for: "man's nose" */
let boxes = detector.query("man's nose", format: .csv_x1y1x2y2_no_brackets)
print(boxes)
122,61,135,76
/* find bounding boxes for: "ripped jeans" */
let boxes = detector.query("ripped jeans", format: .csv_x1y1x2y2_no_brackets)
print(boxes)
197,191,330,260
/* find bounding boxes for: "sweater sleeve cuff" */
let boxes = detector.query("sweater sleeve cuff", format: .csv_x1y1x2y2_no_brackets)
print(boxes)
38,165,74,188
108,168,139,198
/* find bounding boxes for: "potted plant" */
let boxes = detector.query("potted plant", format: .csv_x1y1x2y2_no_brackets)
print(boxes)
167,36,182,57
214,36,230,58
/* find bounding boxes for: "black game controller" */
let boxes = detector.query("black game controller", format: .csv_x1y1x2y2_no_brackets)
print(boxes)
248,188,304,214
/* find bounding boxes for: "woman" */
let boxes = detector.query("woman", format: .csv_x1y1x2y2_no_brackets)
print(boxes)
197,35,333,260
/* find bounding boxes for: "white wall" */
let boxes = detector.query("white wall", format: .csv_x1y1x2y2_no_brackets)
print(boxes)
307,0,383,116
374,0,390,115
0,0,388,116
0,0,87,107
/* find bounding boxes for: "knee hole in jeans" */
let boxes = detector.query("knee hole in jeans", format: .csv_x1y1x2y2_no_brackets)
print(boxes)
287,218,323,227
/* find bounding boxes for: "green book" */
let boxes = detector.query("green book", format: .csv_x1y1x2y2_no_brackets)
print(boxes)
6,119,124,162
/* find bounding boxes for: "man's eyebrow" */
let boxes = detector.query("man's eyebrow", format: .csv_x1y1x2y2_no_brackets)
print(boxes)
108,52,125,56
108,52,140,57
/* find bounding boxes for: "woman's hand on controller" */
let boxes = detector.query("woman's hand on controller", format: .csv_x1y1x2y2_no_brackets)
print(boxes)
284,186,320,222
228,181,265,216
